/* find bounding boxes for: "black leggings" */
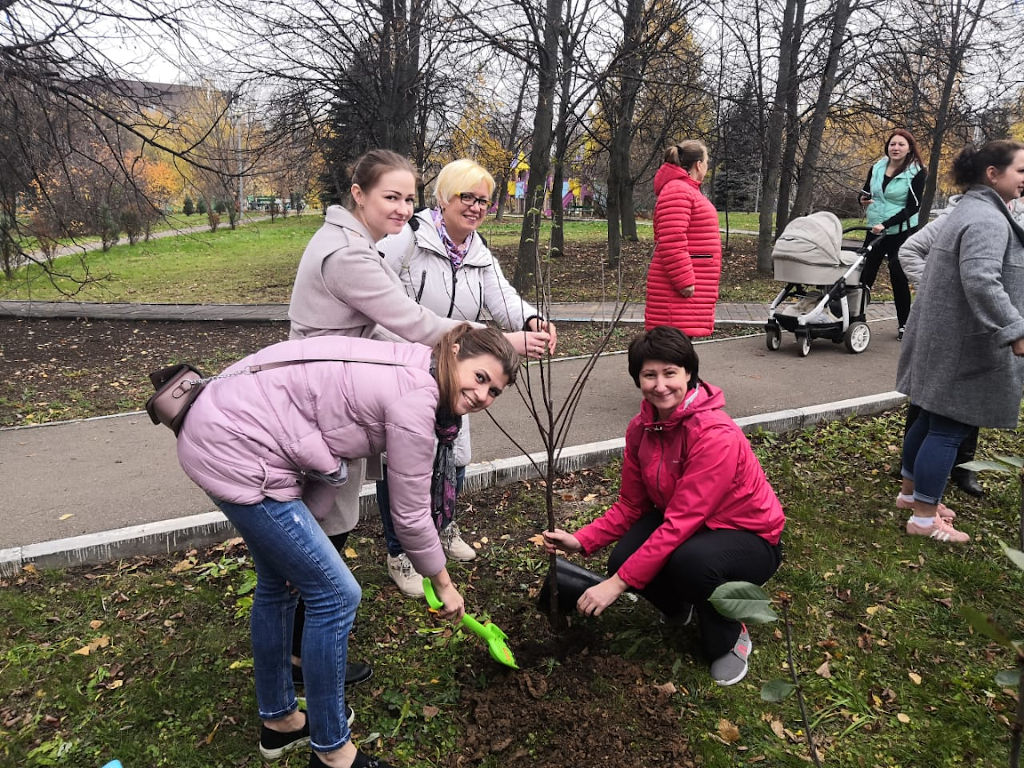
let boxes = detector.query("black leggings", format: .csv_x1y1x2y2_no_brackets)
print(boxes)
861,230,913,327
607,511,781,660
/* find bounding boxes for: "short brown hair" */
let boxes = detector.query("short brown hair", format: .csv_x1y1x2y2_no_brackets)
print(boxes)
627,326,699,390
433,324,520,412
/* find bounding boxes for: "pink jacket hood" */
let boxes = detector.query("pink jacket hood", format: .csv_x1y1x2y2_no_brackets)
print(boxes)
653,162,698,196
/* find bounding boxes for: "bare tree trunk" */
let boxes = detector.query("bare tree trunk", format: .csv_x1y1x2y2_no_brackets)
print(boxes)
513,0,564,292
495,74,529,222
605,0,644,267
550,18,574,259
756,0,803,273
773,0,804,237
919,0,985,222
790,0,853,218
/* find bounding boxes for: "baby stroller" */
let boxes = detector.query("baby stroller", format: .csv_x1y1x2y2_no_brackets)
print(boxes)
764,212,877,357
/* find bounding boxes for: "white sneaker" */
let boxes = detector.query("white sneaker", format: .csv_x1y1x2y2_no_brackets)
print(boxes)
440,523,477,562
387,553,425,597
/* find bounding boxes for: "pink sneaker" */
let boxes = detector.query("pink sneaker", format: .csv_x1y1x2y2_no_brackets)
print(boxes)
896,493,955,520
906,516,970,543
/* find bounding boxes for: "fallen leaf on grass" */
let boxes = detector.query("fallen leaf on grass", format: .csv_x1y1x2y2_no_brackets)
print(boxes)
717,719,740,743
527,534,545,547
654,681,677,695
908,672,922,685
171,559,194,573
72,635,110,655
344,547,358,559
422,705,439,720
866,605,883,616
896,713,911,723
815,661,832,678
89,620,104,630
770,719,785,739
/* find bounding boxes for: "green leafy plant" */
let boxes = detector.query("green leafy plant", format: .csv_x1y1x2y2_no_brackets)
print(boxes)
710,581,822,767
959,455,1024,548
960,539,1024,768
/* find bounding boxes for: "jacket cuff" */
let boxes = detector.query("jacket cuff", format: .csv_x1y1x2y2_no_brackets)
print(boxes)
523,315,542,331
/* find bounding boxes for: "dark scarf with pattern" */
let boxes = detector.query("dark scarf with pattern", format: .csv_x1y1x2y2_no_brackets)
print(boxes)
431,403,461,531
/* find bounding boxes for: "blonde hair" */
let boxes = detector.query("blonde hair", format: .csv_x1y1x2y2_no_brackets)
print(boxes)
433,323,519,412
434,159,495,208
665,141,707,172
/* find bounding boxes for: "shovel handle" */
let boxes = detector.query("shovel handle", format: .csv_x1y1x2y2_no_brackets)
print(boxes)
422,578,444,611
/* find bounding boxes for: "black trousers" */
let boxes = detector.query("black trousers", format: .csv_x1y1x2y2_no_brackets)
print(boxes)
606,511,782,660
862,230,913,327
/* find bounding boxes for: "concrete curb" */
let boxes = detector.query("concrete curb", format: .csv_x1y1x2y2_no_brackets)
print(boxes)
0,391,907,576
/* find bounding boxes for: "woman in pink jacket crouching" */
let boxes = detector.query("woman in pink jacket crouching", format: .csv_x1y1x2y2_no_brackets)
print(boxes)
544,326,783,687
176,324,518,768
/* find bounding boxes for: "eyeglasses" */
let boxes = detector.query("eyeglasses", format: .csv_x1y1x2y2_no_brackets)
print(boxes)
458,193,490,208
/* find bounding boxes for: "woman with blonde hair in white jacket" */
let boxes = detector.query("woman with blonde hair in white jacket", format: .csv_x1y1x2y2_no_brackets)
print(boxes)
375,158,558,595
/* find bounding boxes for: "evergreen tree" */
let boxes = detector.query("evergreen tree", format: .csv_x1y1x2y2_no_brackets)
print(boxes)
183,196,194,216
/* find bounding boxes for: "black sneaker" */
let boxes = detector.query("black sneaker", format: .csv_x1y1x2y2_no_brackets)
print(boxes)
309,748,395,768
897,326,905,341
259,717,309,761
293,661,373,687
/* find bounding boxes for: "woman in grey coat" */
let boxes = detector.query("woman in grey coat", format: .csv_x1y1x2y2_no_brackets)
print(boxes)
896,140,1024,543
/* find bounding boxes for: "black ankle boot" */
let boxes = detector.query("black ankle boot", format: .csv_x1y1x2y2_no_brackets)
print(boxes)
951,468,984,497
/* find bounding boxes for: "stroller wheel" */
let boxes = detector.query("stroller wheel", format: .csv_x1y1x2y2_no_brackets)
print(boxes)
765,324,781,351
797,332,811,357
844,321,871,353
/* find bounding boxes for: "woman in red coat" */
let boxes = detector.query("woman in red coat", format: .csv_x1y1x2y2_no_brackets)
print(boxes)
646,141,722,337
543,326,784,686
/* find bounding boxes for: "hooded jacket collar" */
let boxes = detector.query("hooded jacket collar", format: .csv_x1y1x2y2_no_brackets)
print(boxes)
654,163,699,196
411,209,492,266
638,380,726,429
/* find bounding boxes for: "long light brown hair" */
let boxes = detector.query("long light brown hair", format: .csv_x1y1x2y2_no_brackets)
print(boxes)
433,324,520,412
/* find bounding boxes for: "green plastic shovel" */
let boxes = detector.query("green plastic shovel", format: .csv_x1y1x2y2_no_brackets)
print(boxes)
422,579,519,669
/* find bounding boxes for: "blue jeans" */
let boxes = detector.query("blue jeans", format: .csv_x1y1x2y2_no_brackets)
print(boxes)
901,408,974,505
215,497,361,752
377,465,465,556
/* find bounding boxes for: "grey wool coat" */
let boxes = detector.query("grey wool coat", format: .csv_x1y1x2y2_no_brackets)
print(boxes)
896,185,1024,429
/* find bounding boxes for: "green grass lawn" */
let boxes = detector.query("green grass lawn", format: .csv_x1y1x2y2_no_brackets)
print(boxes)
1,209,874,306
1,215,320,303
2,407,1022,767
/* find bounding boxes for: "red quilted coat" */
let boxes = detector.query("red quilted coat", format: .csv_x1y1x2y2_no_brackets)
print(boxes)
646,163,722,336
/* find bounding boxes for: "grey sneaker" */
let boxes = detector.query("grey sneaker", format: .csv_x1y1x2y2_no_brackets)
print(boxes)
387,553,425,598
711,624,751,686
440,522,477,562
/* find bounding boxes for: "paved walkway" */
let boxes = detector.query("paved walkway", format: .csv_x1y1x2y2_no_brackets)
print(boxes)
0,298,897,325
0,299,902,575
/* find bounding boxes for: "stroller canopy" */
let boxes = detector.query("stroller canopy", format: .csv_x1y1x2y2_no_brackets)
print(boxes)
772,211,855,269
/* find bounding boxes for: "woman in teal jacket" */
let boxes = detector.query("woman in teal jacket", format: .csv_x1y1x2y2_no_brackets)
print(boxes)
858,128,927,339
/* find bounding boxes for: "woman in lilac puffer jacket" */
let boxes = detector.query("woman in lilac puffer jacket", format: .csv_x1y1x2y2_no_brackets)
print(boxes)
176,324,518,768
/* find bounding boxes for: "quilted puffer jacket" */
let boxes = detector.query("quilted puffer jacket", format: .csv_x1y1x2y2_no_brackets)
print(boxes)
176,335,447,577
645,164,722,337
